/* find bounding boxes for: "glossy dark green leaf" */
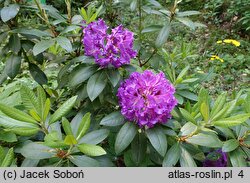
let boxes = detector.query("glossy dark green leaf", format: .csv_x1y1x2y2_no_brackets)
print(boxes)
179,146,197,167
131,133,147,166
5,55,21,79
163,143,181,167
146,127,167,157
29,63,48,85
100,111,125,126
69,65,96,87
70,155,99,167
20,142,55,160
9,34,21,53
78,129,109,145
87,71,107,101
107,69,121,87
115,122,137,154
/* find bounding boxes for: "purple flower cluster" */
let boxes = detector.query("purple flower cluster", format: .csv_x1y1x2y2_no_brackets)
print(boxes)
203,149,227,167
82,19,137,68
117,70,177,128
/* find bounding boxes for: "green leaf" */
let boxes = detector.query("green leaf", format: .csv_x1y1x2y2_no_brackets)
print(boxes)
142,25,162,33
0,32,8,45
29,109,41,122
5,55,21,79
130,0,137,11
0,4,20,22
78,129,109,145
147,0,162,8
0,103,37,123
186,133,223,147
49,96,77,124
155,22,170,47
180,122,197,136
29,63,48,85
78,143,106,157
176,11,200,17
100,111,125,126
177,90,198,101
12,28,52,37
69,65,96,87
0,115,38,129
9,34,21,53
115,122,137,154
87,71,107,101
229,149,247,167
43,98,50,121
56,36,72,52
21,159,39,167
37,85,46,117
62,117,73,136
64,135,77,145
1,148,14,167
76,112,91,140
244,92,250,113
69,155,99,167
7,127,40,136
200,102,209,122
212,113,250,127
179,108,196,124
179,146,197,167
131,133,147,166
20,85,39,111
44,131,66,148
107,69,121,87
176,65,190,81
210,92,227,118
163,143,181,167
20,142,55,160
0,131,17,142
33,39,55,56
176,17,195,30
222,139,239,152
145,126,167,157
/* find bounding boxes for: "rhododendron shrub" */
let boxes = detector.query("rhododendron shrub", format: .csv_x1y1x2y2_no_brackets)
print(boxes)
0,0,249,168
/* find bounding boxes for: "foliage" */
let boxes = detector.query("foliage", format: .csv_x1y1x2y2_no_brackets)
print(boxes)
0,0,249,167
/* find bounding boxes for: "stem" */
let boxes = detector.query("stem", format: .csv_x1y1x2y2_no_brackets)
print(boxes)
65,0,72,24
34,0,57,37
140,49,157,67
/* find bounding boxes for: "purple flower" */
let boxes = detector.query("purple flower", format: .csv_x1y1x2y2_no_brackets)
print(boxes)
203,149,227,167
82,19,137,68
117,70,177,128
